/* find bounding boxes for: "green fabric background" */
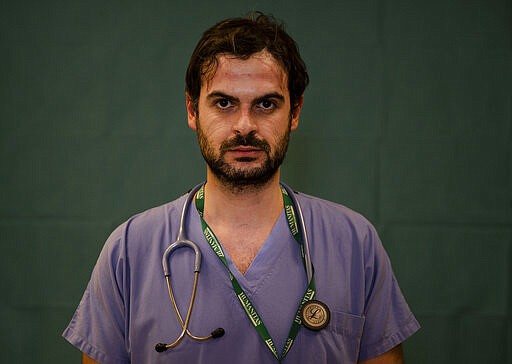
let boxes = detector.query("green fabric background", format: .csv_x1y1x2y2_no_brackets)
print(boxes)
1,1,510,362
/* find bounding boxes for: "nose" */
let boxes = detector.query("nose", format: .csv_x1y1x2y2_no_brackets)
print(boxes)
232,107,257,135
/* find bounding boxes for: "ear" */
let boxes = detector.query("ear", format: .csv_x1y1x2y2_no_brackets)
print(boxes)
290,95,304,131
186,93,198,131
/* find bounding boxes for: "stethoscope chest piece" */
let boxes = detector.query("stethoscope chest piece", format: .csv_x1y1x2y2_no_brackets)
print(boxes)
300,300,330,331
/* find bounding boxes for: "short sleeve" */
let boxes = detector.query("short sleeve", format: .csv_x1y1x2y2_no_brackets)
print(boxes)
62,224,131,364
357,225,420,361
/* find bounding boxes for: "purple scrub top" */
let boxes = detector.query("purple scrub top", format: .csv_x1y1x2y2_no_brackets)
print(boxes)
63,189,420,363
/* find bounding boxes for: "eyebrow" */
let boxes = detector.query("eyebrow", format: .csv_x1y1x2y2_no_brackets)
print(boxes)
206,91,285,103
206,91,238,102
254,92,285,104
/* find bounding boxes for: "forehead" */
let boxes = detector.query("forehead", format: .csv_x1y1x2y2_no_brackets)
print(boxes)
202,51,288,95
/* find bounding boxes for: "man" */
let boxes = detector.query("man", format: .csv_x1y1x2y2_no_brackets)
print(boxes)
64,13,420,363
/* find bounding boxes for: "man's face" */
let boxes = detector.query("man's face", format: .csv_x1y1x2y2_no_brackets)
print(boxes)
186,50,302,189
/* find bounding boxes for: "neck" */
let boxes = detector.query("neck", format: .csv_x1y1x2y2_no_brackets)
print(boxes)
203,171,283,226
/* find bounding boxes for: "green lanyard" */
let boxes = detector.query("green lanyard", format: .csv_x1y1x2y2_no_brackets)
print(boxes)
195,184,316,362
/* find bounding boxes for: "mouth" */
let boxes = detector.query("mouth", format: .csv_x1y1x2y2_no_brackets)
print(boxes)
220,134,270,161
227,146,263,158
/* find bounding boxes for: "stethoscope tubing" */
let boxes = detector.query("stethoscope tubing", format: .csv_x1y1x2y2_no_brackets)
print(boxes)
157,184,211,352
157,182,312,352
161,183,204,276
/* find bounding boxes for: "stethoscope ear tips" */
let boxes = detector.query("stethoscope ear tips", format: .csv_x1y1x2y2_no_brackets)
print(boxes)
155,343,169,352
211,327,225,338
155,328,225,353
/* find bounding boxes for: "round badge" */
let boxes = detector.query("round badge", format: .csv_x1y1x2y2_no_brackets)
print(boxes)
300,300,330,331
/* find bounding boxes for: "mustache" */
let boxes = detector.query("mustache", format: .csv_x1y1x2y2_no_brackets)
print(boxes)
220,133,271,153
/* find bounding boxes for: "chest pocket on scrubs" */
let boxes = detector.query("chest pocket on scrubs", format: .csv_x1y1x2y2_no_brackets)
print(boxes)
296,310,365,363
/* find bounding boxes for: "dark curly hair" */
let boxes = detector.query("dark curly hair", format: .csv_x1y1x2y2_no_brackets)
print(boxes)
185,12,309,114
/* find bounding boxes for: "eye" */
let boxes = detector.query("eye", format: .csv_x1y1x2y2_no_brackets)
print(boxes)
257,99,276,110
216,99,232,109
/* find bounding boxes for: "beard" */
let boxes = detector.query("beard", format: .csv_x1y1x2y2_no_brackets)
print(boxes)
196,119,291,190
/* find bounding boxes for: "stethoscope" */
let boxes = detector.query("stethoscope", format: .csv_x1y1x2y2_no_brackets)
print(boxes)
155,183,324,353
